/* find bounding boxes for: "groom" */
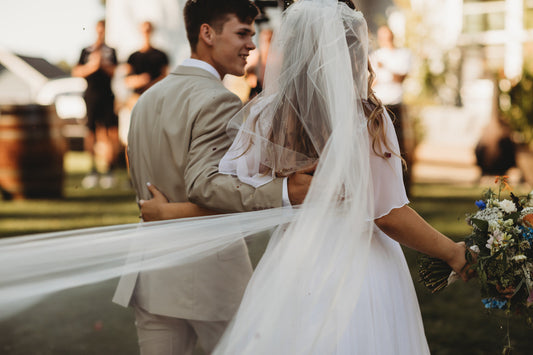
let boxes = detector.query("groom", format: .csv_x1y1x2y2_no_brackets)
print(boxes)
113,0,312,354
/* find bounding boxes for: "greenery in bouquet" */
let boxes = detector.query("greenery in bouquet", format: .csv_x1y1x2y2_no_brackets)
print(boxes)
419,176,533,324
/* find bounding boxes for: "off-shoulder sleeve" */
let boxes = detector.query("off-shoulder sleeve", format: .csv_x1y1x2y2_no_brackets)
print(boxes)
369,110,409,219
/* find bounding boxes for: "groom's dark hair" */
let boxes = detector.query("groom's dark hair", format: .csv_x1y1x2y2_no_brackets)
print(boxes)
338,0,356,9
184,0,259,52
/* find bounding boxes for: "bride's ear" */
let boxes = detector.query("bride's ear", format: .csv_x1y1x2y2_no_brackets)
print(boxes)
199,23,215,46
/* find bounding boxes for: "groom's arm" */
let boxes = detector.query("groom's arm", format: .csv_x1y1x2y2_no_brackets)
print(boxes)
184,90,284,213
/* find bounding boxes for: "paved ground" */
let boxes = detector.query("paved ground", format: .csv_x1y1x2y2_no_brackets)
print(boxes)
0,233,271,355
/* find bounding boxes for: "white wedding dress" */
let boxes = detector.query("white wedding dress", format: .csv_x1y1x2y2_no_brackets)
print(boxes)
217,108,430,354
214,1,430,353
219,99,429,354
335,111,430,354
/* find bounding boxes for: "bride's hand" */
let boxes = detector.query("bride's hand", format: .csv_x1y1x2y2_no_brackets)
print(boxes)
447,242,476,282
139,183,219,221
139,183,169,221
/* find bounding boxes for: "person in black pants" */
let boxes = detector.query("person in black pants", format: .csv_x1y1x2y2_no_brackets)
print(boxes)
72,19,119,189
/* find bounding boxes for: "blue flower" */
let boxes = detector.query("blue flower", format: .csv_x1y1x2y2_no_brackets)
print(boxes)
482,298,507,309
475,200,487,210
520,226,533,245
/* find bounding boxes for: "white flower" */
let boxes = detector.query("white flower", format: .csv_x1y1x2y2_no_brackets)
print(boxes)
470,245,480,253
512,255,527,262
488,220,500,233
499,200,517,214
503,219,515,229
486,235,495,250
523,207,533,216
473,206,500,221
486,231,507,252
487,198,497,208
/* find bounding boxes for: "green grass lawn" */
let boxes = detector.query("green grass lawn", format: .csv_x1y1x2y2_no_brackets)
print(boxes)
1,155,532,354
0,152,139,238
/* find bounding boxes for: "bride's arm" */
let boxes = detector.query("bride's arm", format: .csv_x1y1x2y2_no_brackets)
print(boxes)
140,183,218,221
375,205,470,280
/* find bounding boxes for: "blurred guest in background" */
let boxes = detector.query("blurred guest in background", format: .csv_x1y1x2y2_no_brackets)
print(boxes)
255,28,272,95
475,118,516,177
245,27,272,100
119,21,169,156
124,21,169,98
223,27,273,103
72,19,119,189
370,24,413,194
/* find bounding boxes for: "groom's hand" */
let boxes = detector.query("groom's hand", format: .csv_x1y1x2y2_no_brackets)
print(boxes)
287,163,316,205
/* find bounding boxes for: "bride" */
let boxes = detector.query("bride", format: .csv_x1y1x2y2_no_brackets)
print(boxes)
138,0,470,353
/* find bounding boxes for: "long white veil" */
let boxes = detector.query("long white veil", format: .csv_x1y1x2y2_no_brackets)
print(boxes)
215,1,374,353
0,208,299,319
1,1,375,353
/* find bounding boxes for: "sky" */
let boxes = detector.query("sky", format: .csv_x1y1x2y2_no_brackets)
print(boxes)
0,0,105,66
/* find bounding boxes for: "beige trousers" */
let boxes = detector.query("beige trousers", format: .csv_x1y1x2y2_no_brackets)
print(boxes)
134,303,228,355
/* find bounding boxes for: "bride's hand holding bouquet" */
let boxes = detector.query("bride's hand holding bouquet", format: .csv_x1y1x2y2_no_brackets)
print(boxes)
419,176,533,323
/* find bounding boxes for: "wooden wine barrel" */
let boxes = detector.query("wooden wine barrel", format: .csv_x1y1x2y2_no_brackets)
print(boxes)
0,104,67,200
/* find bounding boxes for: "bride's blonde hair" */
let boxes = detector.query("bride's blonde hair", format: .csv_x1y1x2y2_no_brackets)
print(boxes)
365,61,402,161
342,0,402,162
267,61,400,166
274,0,400,163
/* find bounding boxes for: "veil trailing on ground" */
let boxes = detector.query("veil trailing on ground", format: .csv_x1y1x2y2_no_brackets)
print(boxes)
216,1,374,353
1,1,375,353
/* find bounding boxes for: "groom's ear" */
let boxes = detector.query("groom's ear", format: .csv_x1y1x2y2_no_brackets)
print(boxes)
199,23,215,46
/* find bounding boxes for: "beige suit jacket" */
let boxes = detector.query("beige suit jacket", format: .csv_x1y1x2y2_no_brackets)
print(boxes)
113,66,283,321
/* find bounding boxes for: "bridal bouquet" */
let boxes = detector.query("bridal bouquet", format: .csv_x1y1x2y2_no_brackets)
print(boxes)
419,176,533,323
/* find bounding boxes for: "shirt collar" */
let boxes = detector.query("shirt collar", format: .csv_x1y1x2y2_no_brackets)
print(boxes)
181,58,221,80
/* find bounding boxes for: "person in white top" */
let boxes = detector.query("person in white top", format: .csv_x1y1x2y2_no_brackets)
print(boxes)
371,24,413,194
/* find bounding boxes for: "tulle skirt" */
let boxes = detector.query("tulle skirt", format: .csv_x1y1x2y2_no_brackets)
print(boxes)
336,229,430,354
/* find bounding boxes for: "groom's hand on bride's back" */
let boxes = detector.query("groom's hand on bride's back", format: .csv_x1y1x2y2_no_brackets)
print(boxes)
287,163,316,205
